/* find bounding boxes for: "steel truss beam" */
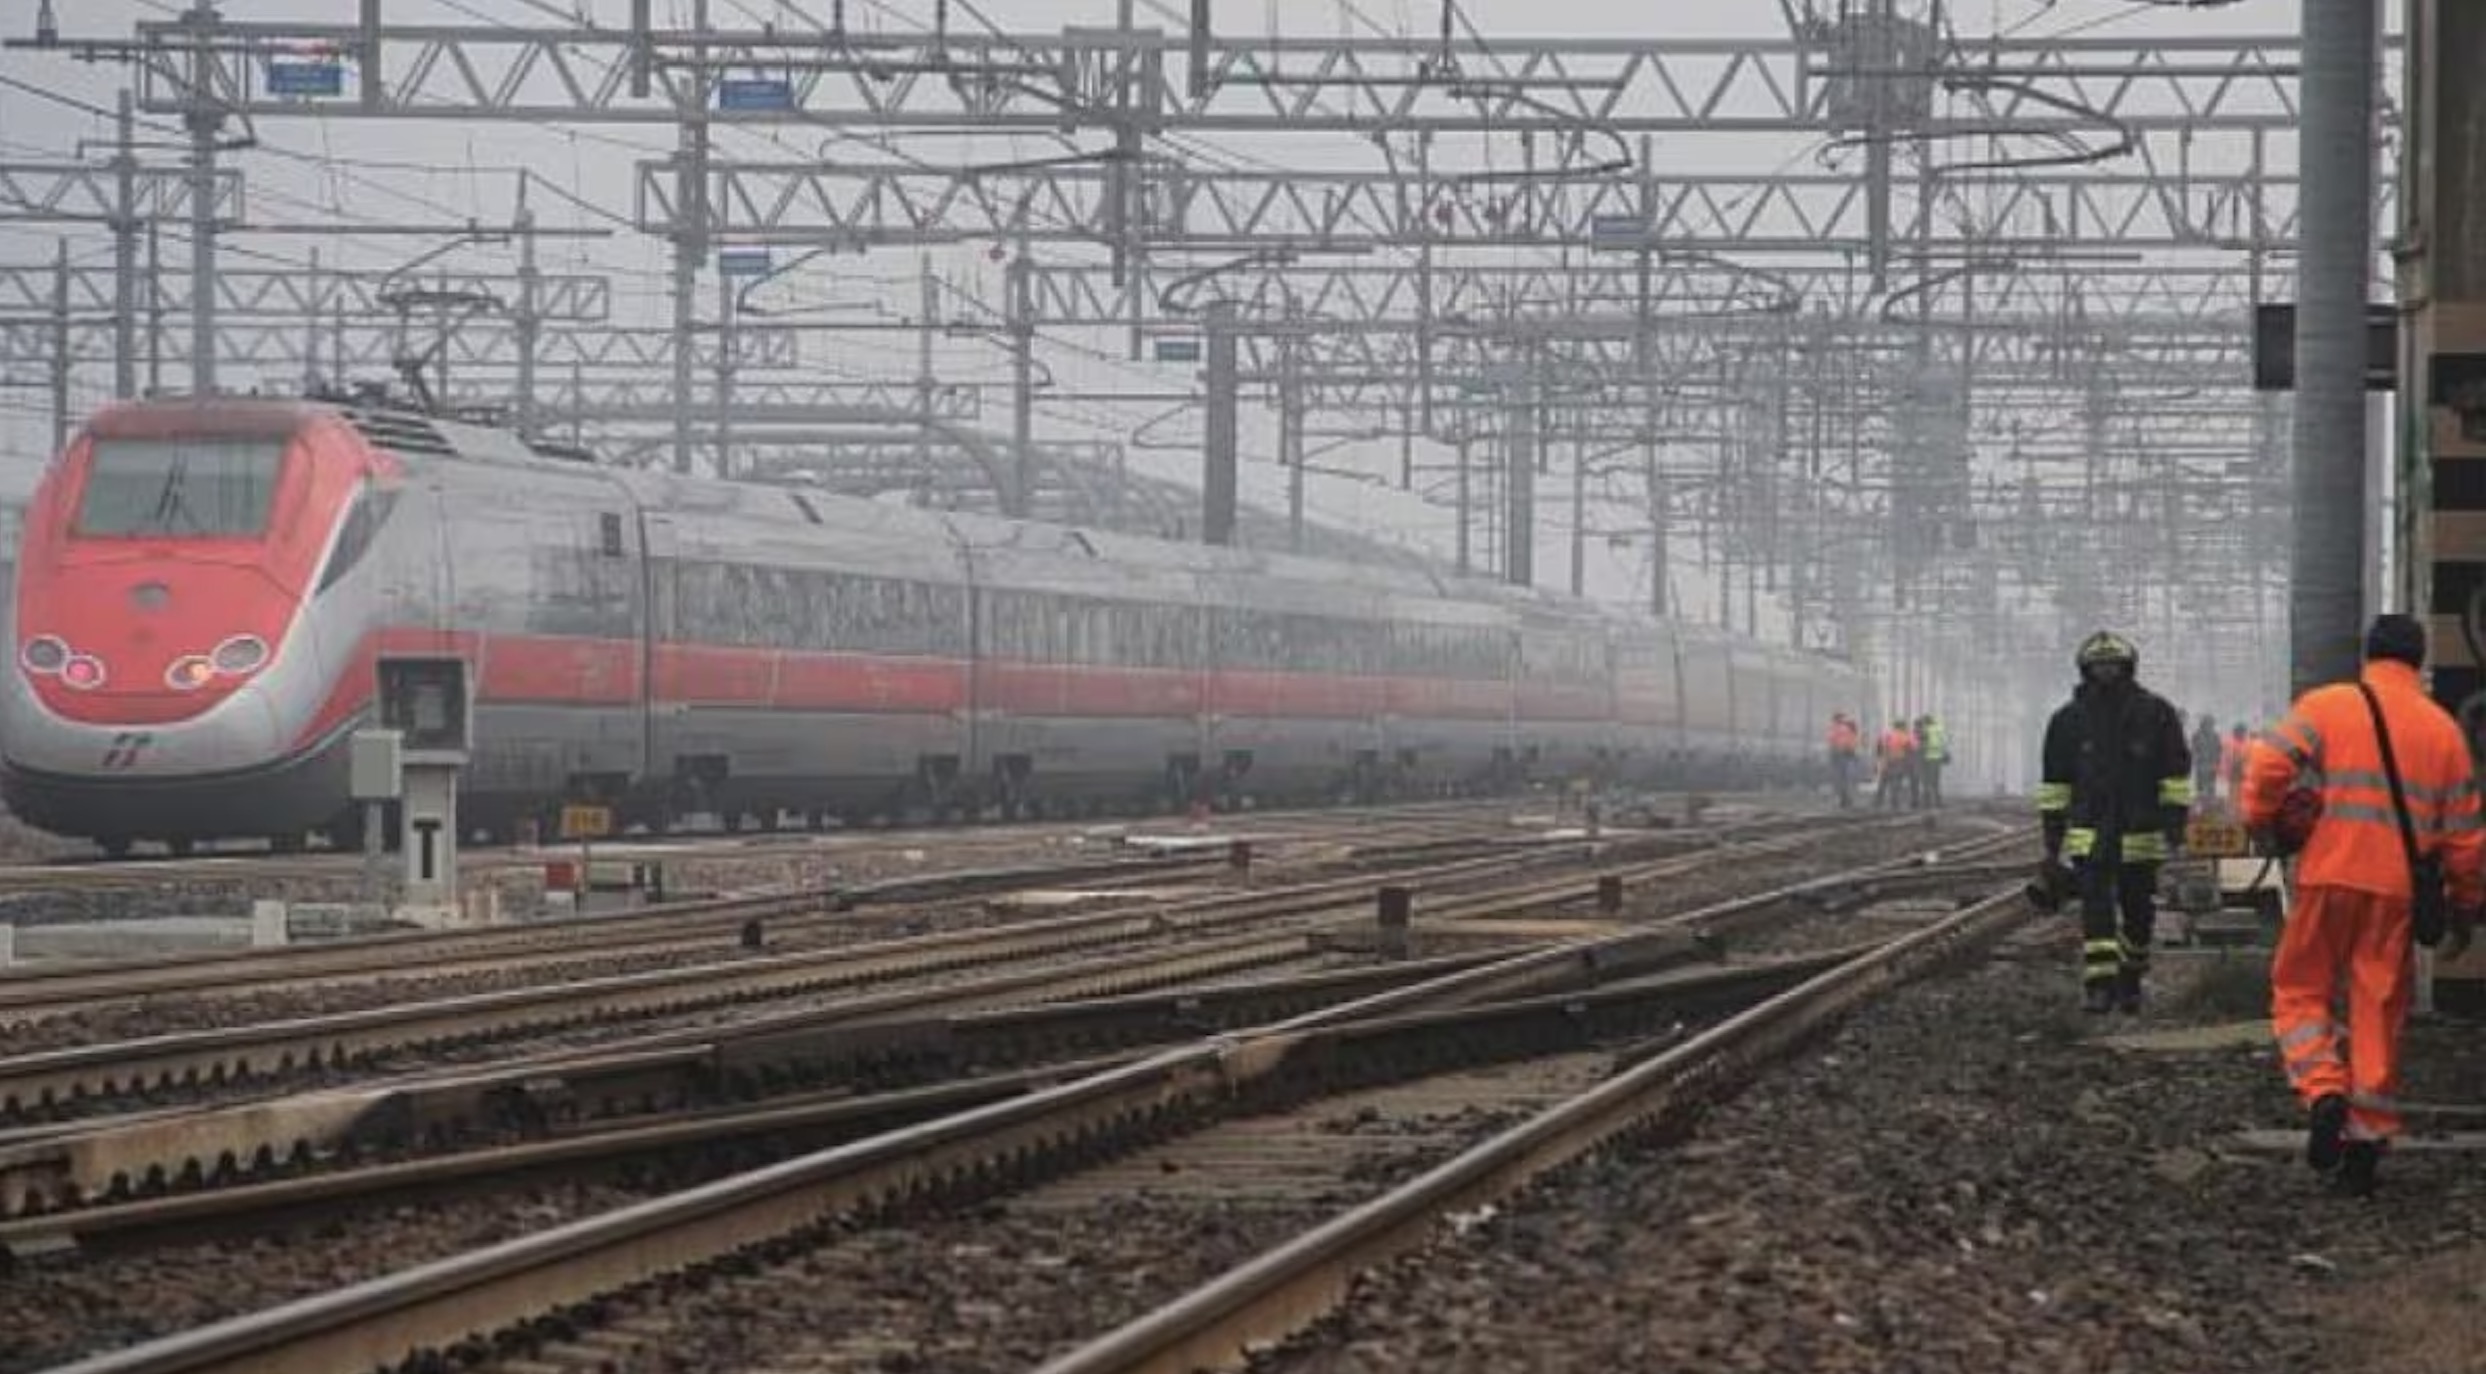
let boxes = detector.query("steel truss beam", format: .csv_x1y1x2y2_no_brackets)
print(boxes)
0,160,243,224
1022,260,2271,331
455,377,981,422
0,265,611,323
655,149,2362,257
96,20,2335,135
0,319,802,371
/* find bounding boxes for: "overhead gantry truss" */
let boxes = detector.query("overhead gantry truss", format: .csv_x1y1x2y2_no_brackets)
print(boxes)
87,18,2331,136
0,266,612,322
649,152,2354,258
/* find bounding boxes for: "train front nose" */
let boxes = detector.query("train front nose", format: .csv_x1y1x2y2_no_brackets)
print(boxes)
0,560,328,839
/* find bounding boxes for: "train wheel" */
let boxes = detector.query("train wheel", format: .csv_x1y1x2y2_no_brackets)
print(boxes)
166,838,196,858
270,833,306,856
98,837,131,860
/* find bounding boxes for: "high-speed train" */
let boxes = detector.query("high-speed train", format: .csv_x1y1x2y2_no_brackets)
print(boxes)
0,398,1872,853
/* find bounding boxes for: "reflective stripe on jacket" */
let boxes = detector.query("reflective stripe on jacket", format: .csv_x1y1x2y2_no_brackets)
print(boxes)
2037,680,2190,865
1921,719,1949,762
2240,660,2486,907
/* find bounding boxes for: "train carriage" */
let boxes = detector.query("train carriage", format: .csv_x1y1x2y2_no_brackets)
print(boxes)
0,399,1879,850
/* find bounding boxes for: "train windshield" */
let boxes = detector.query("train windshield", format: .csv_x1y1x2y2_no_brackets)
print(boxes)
75,436,287,539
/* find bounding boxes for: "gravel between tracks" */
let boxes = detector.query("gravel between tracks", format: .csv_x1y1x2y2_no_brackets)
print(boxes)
1252,924,2486,1374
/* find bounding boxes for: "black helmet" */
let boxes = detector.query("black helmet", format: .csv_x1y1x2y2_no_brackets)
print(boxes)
2075,631,2138,673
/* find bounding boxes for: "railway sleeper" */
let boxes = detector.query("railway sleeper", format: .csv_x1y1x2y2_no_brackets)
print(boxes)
374,955,1836,1374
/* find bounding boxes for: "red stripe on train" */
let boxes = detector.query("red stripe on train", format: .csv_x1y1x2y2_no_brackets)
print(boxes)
288,628,1656,754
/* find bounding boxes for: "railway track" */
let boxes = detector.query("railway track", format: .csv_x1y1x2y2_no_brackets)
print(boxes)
0,813,1960,1209
0,797,1761,1028
0,807,1918,1118
1036,875,2037,1374
0,824,2029,1374
0,795,1636,896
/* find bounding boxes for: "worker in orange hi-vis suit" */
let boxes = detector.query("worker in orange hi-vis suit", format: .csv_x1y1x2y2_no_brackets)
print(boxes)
2241,614,2486,1197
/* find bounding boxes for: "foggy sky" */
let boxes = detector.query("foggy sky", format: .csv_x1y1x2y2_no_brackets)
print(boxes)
0,0,2337,640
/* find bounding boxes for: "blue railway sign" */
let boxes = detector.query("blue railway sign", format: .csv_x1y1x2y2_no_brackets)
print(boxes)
717,77,795,111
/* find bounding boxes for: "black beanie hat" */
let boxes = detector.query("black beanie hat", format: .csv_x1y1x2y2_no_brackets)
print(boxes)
2365,613,2428,669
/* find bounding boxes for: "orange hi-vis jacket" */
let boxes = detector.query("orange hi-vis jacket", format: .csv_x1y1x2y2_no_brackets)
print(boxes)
1877,727,1914,764
2241,660,2486,907
1827,719,1860,755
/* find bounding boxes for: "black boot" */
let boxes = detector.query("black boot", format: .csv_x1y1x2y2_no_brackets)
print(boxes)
2112,966,2145,1014
2335,1141,2381,1197
2306,1093,2350,1173
2082,981,2116,1015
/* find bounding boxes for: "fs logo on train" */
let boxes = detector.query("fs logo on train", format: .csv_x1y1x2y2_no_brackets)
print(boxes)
99,732,153,771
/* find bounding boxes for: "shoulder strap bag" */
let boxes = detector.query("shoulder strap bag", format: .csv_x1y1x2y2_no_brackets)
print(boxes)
2359,683,2450,948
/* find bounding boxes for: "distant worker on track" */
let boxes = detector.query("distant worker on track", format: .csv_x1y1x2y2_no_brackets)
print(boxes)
2242,614,2486,1197
2190,713,2223,807
2034,631,2193,1014
1874,719,1915,811
1916,713,1949,808
1826,712,1862,810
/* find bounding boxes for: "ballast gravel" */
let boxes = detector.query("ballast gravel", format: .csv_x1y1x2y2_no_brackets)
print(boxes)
1256,931,2486,1374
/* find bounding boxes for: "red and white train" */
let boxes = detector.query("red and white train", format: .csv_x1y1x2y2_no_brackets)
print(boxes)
0,399,1870,853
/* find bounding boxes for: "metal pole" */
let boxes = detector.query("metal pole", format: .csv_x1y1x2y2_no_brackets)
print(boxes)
916,254,936,476
185,1,221,396
145,221,162,395
2290,0,2379,693
1282,327,1304,553
49,238,70,453
111,90,137,401
1454,436,1472,575
1507,349,1538,586
1645,441,1668,617
1569,417,1587,598
1202,300,1238,545
669,0,710,475
302,248,320,394
1009,236,1035,517
714,256,734,476
515,204,540,438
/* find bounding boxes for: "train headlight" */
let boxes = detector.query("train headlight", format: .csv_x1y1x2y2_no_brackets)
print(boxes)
58,654,105,691
210,634,269,676
19,635,67,676
166,655,215,691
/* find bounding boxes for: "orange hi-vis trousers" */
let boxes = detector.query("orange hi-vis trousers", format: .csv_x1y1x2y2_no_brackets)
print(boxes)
2271,885,2414,1142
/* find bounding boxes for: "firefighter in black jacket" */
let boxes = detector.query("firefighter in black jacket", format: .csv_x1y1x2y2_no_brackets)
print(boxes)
2034,631,2194,1013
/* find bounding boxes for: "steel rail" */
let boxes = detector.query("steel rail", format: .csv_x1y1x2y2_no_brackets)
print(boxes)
31,832,2025,1374
0,804,1762,1022
0,795,1608,895
1033,883,2037,1374
0,818,1927,1202
0,851,1234,1022
0,814,1922,1118
1,945,1868,1255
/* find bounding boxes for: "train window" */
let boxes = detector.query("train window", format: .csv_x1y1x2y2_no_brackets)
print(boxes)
598,512,625,558
315,487,397,594
78,436,286,538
